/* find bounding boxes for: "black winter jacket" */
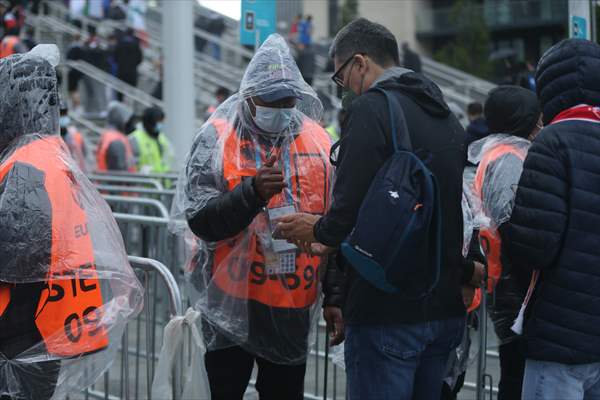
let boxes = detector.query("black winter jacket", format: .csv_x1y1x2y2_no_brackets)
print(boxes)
315,71,466,325
505,39,600,364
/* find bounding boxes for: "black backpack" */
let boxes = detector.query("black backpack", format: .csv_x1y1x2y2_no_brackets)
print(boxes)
340,88,442,297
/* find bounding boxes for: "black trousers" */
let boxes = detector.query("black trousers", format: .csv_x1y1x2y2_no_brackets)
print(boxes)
498,338,526,400
204,346,306,400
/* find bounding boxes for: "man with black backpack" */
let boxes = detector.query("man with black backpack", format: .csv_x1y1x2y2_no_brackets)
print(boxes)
277,18,467,399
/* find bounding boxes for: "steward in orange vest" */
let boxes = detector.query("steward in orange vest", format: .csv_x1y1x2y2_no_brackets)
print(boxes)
175,34,331,400
0,46,142,400
60,102,89,172
0,35,25,58
467,85,541,399
96,101,136,172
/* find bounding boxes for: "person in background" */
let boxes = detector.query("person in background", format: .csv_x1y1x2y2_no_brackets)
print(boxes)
126,0,147,41
152,56,163,100
80,25,109,118
518,60,536,92
96,101,136,172
465,102,489,147
0,0,8,36
65,23,85,112
207,14,225,61
325,108,346,143
288,13,302,46
0,29,25,58
59,100,88,173
277,18,466,399
0,3,26,60
505,38,600,400
470,86,541,400
298,15,313,49
205,86,230,119
129,106,172,173
86,0,104,20
20,26,36,50
114,27,143,100
402,41,422,73
296,43,316,86
107,0,127,20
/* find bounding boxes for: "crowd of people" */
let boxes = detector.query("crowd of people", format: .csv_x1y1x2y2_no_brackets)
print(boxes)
174,17,600,400
3,2,600,399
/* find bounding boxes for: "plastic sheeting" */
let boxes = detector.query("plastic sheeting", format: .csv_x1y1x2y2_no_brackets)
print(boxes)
467,134,530,231
172,34,331,365
152,308,210,400
0,46,143,400
461,167,476,257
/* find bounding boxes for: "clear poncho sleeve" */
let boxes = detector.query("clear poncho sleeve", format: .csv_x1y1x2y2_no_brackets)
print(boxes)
467,134,531,231
461,167,476,257
0,45,143,400
171,34,332,365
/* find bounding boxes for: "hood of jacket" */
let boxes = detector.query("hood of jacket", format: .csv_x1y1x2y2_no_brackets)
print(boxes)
107,101,133,133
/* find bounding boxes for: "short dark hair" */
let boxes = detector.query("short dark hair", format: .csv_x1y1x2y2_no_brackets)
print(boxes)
329,18,399,67
467,102,483,116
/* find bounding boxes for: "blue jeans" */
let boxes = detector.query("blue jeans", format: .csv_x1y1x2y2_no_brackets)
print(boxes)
522,359,600,400
345,318,465,400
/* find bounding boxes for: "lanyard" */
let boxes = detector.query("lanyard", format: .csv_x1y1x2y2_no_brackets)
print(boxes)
252,137,294,205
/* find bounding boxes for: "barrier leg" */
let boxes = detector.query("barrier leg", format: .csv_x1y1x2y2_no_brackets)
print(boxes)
476,286,488,400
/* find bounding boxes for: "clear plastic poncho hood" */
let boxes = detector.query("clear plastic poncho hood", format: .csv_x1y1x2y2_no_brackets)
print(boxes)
172,34,332,365
467,134,531,230
0,45,143,400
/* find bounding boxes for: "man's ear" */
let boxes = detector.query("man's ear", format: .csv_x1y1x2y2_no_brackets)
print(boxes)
355,54,368,74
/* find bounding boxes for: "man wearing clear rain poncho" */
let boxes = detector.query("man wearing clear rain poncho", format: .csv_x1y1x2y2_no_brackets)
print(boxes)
0,45,143,400
172,34,332,399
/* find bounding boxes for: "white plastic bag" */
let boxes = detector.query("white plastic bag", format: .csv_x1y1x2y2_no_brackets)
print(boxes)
151,307,211,400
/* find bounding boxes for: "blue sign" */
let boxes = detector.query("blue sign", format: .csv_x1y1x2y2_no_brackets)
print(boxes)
240,0,276,47
572,15,588,39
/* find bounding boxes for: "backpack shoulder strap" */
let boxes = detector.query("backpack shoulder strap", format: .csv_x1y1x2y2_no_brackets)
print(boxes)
371,87,413,153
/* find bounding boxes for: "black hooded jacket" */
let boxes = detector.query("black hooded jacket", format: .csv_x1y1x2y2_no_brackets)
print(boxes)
505,39,600,364
315,71,467,325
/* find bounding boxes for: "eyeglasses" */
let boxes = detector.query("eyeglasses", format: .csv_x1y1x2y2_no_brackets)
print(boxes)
331,53,365,87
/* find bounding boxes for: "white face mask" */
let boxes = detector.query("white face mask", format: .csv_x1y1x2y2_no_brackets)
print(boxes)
251,99,294,133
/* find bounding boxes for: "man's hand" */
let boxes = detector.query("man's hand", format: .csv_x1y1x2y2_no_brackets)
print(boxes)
276,212,320,246
470,261,485,287
253,154,287,202
311,243,337,256
323,306,345,346
462,285,476,308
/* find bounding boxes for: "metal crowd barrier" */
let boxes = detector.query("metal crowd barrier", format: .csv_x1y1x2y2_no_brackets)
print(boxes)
98,187,499,399
103,195,170,219
74,256,183,400
90,175,165,191
113,213,187,287
96,185,176,211
93,171,179,186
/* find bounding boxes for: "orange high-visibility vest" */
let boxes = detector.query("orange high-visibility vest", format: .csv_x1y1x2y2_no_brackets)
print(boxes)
211,118,332,309
96,130,136,172
0,36,19,58
65,127,87,172
0,135,108,357
474,144,526,293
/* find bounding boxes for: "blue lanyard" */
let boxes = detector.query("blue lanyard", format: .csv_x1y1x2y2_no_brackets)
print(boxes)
253,138,294,205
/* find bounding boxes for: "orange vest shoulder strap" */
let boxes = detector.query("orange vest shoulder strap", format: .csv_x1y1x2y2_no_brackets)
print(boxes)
474,144,526,201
